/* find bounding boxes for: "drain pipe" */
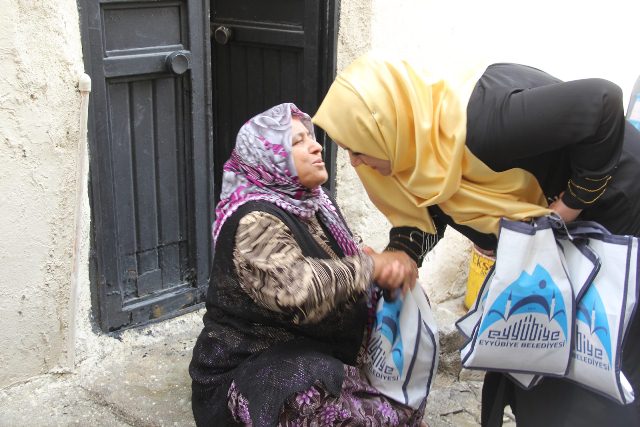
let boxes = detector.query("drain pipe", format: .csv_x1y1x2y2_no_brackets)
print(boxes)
62,73,92,371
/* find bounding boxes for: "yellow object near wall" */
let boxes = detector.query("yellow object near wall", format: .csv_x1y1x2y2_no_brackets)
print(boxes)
464,246,496,309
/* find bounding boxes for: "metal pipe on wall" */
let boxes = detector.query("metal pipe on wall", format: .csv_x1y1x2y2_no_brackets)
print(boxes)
62,73,92,371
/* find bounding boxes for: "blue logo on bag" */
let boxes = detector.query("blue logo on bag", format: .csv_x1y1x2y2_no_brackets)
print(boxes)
374,298,404,375
478,265,568,347
576,285,612,367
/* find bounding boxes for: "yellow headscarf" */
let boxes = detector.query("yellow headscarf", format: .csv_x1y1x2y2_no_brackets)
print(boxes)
312,54,550,236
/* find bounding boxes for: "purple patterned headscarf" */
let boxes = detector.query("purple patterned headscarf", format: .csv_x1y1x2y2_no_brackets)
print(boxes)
212,103,359,256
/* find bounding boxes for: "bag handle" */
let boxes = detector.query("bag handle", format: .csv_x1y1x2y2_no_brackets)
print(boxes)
541,213,612,239
566,220,613,237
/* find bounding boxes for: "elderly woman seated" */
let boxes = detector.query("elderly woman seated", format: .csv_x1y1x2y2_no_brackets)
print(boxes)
189,103,423,426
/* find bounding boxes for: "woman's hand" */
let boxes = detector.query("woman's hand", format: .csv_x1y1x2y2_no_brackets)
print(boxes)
364,247,418,296
549,192,583,223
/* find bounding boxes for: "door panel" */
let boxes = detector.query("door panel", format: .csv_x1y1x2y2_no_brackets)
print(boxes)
102,5,183,52
214,0,305,25
81,0,211,331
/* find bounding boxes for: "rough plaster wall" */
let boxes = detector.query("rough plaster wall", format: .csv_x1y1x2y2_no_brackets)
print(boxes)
335,0,473,293
368,0,477,294
0,0,85,387
336,0,640,300
334,0,392,252
369,0,640,111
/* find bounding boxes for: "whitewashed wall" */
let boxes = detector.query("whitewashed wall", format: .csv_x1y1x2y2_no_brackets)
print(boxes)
1,0,638,388
336,0,640,299
370,0,640,111
0,0,85,387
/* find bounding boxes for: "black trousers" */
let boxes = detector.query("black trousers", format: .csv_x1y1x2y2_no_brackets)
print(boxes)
466,64,640,427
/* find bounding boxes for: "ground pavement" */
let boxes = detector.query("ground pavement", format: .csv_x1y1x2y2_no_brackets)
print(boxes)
0,294,517,427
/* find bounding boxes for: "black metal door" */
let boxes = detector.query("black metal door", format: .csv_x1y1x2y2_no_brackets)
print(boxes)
80,0,212,331
210,0,339,200
80,0,337,332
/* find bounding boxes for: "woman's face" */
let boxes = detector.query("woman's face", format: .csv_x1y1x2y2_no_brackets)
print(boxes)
291,117,328,188
336,143,392,176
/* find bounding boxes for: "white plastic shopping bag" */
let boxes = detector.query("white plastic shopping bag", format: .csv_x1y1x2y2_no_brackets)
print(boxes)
457,218,639,404
563,225,639,404
461,217,574,376
457,267,493,340
505,236,600,390
365,284,439,409
457,270,543,389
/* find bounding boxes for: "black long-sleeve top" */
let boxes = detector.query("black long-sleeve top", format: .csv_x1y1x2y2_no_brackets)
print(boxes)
387,64,640,261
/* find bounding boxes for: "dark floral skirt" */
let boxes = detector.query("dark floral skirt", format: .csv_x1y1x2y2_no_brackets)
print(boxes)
228,365,422,426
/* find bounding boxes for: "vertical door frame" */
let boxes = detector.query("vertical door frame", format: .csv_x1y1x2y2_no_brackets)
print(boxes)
190,0,215,311
318,0,340,194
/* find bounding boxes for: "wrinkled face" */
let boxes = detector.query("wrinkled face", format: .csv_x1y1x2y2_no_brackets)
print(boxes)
291,117,328,189
335,142,392,176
